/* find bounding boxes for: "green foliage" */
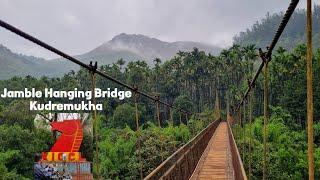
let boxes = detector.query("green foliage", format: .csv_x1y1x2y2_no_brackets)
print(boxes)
315,121,320,140
0,150,28,180
111,103,136,129
97,119,207,179
0,37,319,179
234,6,320,50
172,95,194,125
80,131,94,162
0,124,53,178
99,127,137,179
238,107,320,179
2,100,36,129
187,118,206,136
111,103,147,129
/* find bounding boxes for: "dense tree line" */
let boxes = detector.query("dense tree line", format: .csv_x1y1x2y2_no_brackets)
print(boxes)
236,106,320,179
234,5,320,50
0,42,319,179
0,46,248,179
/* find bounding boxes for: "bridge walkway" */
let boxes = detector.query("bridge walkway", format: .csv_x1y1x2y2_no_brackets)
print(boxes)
190,122,234,180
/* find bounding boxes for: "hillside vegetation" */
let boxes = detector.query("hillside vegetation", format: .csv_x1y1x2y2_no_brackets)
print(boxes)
0,43,320,178
0,34,221,79
1,5,320,179
234,5,320,50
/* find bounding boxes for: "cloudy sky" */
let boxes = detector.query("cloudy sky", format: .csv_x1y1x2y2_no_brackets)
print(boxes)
0,0,312,59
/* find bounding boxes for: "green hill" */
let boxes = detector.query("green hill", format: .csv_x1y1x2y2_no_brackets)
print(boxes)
0,45,69,79
0,33,221,79
52,33,221,68
233,5,320,50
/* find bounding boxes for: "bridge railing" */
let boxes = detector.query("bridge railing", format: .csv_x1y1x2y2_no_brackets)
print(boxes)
144,118,221,180
227,122,247,180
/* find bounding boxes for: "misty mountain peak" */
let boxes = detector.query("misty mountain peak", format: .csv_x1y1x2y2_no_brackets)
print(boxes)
0,34,221,79
110,33,162,44
89,33,221,61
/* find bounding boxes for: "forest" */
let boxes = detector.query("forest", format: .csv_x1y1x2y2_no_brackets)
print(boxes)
0,40,319,179
234,5,320,50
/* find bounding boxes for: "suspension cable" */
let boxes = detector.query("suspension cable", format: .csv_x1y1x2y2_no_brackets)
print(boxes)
306,0,314,179
231,1,300,175
248,89,253,180
155,95,161,127
235,110,239,143
262,55,269,180
170,107,173,124
154,94,164,162
134,92,143,180
243,99,246,163
90,67,100,179
235,0,300,111
239,106,242,146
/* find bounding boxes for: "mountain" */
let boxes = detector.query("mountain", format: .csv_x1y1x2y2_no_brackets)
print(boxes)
233,5,320,50
0,45,69,79
0,34,221,79
86,33,221,61
52,33,221,69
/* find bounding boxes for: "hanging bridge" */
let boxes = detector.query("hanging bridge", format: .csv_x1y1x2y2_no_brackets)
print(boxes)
0,0,316,179
143,119,246,180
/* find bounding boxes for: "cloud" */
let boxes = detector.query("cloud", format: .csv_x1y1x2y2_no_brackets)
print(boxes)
0,0,314,59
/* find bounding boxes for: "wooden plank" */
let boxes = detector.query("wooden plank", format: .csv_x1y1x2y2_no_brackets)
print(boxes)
190,122,234,180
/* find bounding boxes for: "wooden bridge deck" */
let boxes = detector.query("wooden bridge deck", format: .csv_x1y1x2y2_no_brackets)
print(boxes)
190,122,234,180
